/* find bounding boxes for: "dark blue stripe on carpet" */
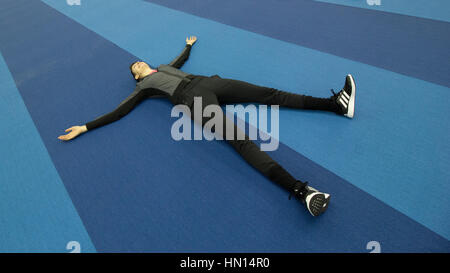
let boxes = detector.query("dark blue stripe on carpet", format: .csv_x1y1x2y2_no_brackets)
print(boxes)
0,0,448,252
145,0,450,88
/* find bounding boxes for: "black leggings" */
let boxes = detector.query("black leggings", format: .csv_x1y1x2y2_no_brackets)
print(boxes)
179,75,339,194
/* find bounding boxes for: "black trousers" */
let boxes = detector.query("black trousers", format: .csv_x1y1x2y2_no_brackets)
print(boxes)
176,75,339,194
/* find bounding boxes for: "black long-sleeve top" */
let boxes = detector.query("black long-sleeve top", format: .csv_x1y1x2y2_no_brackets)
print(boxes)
85,44,193,131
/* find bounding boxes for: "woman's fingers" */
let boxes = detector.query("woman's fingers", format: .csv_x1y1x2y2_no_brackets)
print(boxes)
65,126,75,132
59,133,73,141
186,35,197,42
67,132,76,140
58,127,79,141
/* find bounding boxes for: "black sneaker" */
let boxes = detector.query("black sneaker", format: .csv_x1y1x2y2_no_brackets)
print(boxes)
331,74,356,118
291,182,331,217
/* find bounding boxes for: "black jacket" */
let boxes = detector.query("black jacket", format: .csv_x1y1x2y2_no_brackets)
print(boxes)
86,44,196,131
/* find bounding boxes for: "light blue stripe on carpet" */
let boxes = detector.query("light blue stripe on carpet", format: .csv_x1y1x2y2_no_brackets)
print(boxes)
0,53,96,253
314,0,450,22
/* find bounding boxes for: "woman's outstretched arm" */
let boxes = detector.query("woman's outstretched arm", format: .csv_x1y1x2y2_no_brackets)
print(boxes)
169,36,197,69
58,87,146,141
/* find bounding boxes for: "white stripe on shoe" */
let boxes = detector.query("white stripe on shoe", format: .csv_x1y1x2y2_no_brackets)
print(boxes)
342,91,350,100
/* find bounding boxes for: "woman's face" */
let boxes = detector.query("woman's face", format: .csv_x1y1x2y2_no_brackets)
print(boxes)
131,61,151,79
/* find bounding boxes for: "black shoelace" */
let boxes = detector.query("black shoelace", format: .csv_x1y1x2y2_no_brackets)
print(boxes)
330,88,339,98
288,181,309,200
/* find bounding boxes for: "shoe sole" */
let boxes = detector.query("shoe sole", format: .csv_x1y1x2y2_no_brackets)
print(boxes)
306,192,330,217
309,187,331,212
344,74,356,119
322,194,331,213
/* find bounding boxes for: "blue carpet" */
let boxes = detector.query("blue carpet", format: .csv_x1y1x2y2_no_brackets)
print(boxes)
0,0,448,252
315,0,450,22
44,0,449,244
145,0,450,88
0,52,95,252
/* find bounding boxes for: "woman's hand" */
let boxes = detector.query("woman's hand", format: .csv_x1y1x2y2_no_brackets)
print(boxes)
58,125,87,141
186,35,197,46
